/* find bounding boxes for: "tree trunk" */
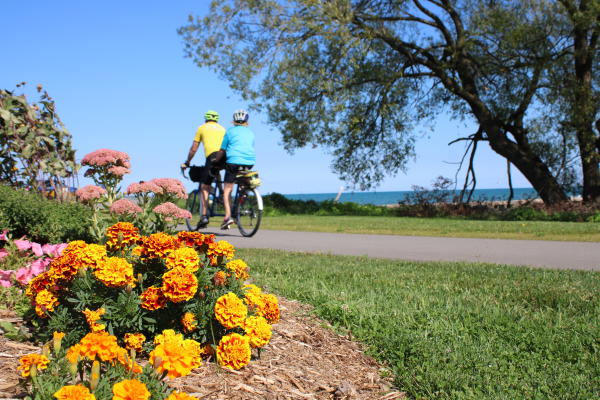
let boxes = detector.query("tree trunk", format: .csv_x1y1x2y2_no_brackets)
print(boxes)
571,18,600,202
483,122,569,204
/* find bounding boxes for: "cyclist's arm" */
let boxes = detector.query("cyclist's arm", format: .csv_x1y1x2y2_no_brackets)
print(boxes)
184,140,200,166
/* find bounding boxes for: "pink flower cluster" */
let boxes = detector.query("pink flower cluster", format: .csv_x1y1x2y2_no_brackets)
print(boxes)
81,149,131,168
126,181,161,195
127,178,187,199
149,178,188,199
152,202,192,220
109,198,142,215
76,185,107,202
0,232,66,287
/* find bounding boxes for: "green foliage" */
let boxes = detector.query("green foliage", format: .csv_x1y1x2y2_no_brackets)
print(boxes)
263,193,395,217
0,185,92,243
241,248,600,399
0,83,77,194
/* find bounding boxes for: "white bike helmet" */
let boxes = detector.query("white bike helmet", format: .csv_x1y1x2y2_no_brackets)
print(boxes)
233,109,249,123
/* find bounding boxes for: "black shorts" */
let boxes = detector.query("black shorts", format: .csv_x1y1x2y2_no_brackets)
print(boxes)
224,164,253,183
200,152,224,185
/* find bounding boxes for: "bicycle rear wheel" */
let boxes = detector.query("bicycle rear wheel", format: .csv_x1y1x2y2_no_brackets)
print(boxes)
185,189,201,231
236,188,262,237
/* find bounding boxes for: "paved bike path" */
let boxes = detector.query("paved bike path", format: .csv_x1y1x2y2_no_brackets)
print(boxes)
204,229,600,271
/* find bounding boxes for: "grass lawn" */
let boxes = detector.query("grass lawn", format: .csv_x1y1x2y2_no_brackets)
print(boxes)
238,248,600,399
256,215,600,241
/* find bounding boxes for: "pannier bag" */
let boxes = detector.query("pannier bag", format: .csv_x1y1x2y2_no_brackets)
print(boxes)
189,166,205,183
237,170,262,189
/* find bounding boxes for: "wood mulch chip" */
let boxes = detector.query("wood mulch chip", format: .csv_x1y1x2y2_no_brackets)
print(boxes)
0,298,405,399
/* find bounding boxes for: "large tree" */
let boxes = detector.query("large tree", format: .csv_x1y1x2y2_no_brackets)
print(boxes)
180,0,577,204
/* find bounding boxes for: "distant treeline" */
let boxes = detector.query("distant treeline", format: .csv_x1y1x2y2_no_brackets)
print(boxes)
262,193,600,222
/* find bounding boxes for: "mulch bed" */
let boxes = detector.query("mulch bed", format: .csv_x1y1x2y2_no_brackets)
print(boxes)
0,299,405,399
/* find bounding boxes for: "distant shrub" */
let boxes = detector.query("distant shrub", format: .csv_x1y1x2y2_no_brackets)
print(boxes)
502,206,548,221
0,185,92,243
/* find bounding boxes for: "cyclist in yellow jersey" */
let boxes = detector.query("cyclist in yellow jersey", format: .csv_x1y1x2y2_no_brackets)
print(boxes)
182,110,226,227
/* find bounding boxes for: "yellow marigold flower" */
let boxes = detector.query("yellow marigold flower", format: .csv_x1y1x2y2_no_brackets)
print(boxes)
181,312,198,333
112,379,150,400
54,384,96,400
165,246,200,271
225,259,250,280
165,391,198,400
77,243,107,269
153,329,182,345
213,270,227,286
94,257,135,288
117,348,143,374
139,286,167,310
53,331,65,340
216,333,251,370
78,331,122,362
243,284,263,310
214,292,247,329
161,267,198,303
242,284,262,295
257,293,280,324
243,316,272,348
124,333,146,351
139,232,179,259
106,222,141,251
34,289,59,317
18,353,49,377
83,308,106,332
131,246,143,256
206,240,235,265
62,240,88,255
149,331,201,378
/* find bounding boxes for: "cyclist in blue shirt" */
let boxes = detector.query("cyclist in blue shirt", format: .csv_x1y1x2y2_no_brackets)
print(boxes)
220,109,256,229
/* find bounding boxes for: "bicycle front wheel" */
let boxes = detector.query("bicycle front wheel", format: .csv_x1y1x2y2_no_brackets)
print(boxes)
185,189,201,231
236,188,263,237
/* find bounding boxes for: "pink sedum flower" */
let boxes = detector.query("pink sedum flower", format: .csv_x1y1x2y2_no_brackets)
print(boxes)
149,178,188,199
81,149,130,167
107,166,131,177
14,240,32,252
0,270,13,287
76,185,107,202
109,198,142,215
153,202,192,220
126,181,162,195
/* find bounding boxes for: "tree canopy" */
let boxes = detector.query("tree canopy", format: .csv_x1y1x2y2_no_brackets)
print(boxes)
180,0,600,204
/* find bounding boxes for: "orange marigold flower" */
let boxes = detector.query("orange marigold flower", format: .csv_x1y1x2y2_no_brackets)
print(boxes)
243,316,272,348
214,292,247,329
116,348,143,374
165,392,198,400
26,271,56,299
216,333,251,370
17,353,49,377
165,247,200,271
206,240,235,265
78,331,122,362
124,333,146,351
243,285,264,311
139,286,167,311
256,293,280,324
181,312,198,333
212,270,227,286
54,384,96,400
150,331,201,378
131,246,143,256
225,259,250,280
83,308,106,332
75,243,107,269
46,252,81,283
34,289,59,317
112,379,150,400
161,267,198,303
106,222,141,251
176,231,214,247
66,343,83,364
94,257,135,288
139,232,179,259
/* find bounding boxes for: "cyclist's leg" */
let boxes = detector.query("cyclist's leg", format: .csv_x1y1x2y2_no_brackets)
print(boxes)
221,164,238,229
199,155,216,226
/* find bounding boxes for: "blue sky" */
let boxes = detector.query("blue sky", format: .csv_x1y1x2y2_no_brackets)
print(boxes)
1,1,532,195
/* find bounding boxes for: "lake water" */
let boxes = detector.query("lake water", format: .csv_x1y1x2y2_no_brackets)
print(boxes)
283,187,539,206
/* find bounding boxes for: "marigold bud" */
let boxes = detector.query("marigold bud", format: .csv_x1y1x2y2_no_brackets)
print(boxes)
90,361,100,391
29,364,37,379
